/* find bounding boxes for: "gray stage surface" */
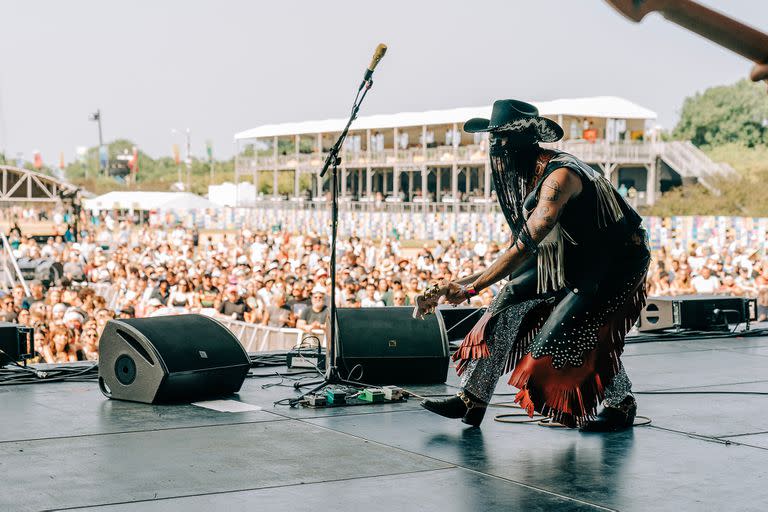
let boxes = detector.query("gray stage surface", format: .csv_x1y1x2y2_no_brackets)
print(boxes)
3,331,768,512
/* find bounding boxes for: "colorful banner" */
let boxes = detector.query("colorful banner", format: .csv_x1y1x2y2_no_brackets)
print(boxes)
172,144,180,165
129,146,139,174
33,151,42,169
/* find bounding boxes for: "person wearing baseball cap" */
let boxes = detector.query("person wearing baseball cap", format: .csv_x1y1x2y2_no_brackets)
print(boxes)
297,285,328,333
217,285,248,321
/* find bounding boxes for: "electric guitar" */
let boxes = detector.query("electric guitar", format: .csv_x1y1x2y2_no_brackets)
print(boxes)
605,0,768,82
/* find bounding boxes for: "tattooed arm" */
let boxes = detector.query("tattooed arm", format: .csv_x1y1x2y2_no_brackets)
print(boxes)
444,168,581,301
524,167,581,245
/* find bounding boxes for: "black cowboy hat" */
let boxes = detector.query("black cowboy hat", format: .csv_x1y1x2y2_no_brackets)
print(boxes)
463,99,563,143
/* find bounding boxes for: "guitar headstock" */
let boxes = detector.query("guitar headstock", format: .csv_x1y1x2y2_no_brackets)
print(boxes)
604,0,671,23
412,284,443,319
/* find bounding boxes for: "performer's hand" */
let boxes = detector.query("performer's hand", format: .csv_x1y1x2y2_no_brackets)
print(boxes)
443,282,468,305
751,62,768,91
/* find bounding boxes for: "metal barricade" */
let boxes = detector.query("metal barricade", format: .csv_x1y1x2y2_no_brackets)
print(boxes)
0,233,30,295
215,316,325,353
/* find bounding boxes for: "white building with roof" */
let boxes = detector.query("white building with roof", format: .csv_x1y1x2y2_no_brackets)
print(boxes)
233,96,732,208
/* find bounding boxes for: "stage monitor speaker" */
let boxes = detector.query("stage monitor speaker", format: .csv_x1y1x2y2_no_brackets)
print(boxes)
335,307,449,384
98,314,250,404
638,296,758,332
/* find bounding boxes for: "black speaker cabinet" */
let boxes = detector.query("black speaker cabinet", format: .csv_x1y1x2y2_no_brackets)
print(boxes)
98,315,250,404
638,295,758,332
335,307,449,384
638,297,677,332
0,322,34,365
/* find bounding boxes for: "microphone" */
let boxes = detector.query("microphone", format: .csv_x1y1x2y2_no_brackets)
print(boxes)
363,43,387,82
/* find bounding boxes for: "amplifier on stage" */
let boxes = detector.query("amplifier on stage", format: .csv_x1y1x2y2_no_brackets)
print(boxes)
638,296,758,332
0,322,34,366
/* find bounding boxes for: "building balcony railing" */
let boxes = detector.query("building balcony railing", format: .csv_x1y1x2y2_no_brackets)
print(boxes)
553,140,658,163
236,140,660,173
231,192,652,211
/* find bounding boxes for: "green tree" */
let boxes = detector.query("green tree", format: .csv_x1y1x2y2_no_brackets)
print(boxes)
647,142,768,216
673,79,768,147
65,139,237,195
646,80,768,215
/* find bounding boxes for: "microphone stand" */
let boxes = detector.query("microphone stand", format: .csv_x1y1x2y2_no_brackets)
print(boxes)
289,76,374,404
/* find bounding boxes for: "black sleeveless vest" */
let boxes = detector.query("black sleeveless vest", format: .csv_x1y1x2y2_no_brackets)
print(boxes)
521,151,643,292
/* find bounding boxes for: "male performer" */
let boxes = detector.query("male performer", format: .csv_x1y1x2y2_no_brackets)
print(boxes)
417,100,650,431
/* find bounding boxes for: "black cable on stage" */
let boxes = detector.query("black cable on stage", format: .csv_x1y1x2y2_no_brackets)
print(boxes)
247,370,319,379
625,327,768,344
0,362,98,386
635,390,768,396
248,352,290,368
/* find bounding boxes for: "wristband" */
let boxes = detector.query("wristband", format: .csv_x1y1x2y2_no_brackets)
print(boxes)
463,285,478,302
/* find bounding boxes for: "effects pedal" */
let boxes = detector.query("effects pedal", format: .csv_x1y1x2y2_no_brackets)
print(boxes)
325,388,347,405
306,394,327,407
382,385,405,401
360,388,385,403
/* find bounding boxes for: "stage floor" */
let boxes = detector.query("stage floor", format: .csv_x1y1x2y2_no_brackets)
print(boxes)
3,331,768,512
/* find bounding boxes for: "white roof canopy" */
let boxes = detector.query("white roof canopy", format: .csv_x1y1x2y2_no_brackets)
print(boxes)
83,191,219,211
235,96,657,141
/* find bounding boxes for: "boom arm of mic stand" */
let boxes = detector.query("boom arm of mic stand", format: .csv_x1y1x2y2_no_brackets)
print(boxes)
319,80,372,178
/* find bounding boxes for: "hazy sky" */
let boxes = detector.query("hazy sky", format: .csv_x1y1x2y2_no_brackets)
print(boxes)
1,0,766,163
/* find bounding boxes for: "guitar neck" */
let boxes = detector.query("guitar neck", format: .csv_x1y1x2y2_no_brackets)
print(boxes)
662,0,768,63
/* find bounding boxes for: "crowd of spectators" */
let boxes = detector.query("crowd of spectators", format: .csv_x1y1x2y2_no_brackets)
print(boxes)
645,229,768,319
2,211,768,365
0,214,503,363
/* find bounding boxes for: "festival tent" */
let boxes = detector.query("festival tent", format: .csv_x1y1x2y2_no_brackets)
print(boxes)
159,193,220,211
83,191,220,211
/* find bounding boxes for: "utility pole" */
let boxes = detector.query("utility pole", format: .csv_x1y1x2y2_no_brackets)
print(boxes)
185,128,191,192
206,140,214,184
89,109,104,177
171,128,183,189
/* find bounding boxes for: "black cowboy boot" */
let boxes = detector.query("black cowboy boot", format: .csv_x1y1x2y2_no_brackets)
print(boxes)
580,395,637,432
421,390,487,427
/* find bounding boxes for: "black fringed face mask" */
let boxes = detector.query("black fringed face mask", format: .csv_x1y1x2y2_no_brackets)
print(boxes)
489,134,540,242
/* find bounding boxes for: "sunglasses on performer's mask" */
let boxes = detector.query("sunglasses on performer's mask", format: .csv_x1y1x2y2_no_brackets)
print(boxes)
489,135,509,157
489,132,536,155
